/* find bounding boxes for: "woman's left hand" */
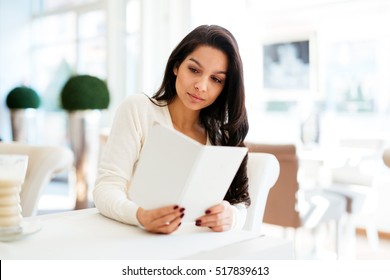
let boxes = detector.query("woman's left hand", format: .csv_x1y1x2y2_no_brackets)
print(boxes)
195,200,234,232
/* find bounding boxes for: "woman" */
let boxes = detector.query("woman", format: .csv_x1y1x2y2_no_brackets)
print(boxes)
94,25,250,234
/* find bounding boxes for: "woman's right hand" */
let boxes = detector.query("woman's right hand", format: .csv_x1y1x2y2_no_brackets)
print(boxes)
136,205,185,234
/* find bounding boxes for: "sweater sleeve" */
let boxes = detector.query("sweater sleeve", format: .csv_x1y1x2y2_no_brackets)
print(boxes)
230,203,247,230
93,96,146,226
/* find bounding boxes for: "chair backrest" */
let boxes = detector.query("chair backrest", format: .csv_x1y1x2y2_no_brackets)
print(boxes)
383,147,390,169
246,143,301,228
331,138,385,187
244,152,279,232
0,142,74,216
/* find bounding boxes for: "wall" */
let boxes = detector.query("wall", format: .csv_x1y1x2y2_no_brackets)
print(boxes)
242,0,390,142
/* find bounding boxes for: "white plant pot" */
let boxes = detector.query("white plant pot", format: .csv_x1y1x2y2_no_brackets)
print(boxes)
67,110,101,209
10,109,38,143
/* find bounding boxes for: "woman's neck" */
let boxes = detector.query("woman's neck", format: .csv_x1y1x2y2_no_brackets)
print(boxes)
168,97,206,144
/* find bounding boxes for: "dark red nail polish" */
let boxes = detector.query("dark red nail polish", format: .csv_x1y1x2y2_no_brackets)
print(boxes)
195,220,201,226
178,222,182,227
180,213,184,218
173,205,179,210
180,207,185,213
205,210,211,214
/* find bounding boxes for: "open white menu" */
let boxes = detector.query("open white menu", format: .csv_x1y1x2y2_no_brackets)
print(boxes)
128,123,248,222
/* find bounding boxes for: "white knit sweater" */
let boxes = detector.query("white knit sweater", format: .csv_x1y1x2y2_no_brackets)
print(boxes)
93,94,247,230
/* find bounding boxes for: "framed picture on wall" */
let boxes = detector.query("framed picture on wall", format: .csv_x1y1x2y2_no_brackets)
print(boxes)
261,34,318,104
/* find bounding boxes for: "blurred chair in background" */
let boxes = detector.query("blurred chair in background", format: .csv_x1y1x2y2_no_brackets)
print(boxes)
382,147,390,169
246,142,347,259
324,138,385,254
244,152,280,232
0,142,74,216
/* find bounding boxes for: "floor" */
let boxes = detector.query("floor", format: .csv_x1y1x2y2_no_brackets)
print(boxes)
37,179,390,260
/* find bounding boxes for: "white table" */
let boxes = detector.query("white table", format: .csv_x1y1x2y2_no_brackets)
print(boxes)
0,208,293,260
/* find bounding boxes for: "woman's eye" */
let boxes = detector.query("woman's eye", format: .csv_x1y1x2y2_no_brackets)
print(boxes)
189,67,199,73
212,77,223,84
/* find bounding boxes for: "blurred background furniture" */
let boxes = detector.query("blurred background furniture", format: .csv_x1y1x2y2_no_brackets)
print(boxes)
244,152,279,232
0,142,74,216
323,137,385,255
382,147,390,169
246,142,347,258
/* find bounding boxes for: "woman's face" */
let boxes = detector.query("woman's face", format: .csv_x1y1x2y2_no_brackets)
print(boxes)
173,45,228,111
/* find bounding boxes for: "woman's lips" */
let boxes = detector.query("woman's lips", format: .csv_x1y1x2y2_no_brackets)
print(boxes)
187,92,204,102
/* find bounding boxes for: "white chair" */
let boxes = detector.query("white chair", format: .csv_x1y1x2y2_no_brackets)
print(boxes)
0,142,74,216
324,137,385,255
244,152,280,232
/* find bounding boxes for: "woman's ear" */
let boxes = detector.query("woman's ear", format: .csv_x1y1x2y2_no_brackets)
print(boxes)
173,62,180,76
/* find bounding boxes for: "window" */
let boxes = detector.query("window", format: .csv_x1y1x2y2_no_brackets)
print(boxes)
78,10,106,77
39,0,99,12
126,0,141,95
30,0,107,110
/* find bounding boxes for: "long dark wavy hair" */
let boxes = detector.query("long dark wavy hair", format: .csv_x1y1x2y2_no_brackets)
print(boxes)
152,25,250,207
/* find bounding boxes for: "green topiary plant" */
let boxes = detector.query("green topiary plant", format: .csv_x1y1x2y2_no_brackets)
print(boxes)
60,75,110,111
6,86,41,109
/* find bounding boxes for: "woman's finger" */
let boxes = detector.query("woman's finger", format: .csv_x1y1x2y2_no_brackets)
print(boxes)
147,205,182,221
195,201,233,231
204,200,230,215
154,211,185,228
138,205,185,234
155,215,183,234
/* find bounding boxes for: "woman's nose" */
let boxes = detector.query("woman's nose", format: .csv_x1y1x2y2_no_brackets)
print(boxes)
194,77,207,92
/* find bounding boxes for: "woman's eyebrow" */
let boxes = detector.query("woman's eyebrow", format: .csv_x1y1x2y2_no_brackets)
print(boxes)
189,57,227,75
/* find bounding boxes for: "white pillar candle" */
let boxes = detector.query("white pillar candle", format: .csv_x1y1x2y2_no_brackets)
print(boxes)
0,155,28,236
0,179,22,232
